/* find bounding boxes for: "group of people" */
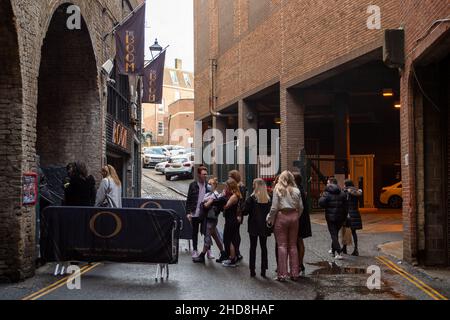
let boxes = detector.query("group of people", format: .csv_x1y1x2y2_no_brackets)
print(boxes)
186,167,362,282
63,162,123,209
319,177,363,259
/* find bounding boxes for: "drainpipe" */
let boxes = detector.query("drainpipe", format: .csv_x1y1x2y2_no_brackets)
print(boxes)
209,59,221,118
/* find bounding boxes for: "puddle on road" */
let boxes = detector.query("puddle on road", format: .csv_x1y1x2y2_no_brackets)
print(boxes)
308,262,367,275
308,262,415,300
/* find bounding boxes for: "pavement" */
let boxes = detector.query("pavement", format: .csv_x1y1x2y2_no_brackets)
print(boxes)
0,170,449,300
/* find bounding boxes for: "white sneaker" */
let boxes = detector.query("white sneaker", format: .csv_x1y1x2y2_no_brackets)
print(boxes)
335,254,344,260
328,250,334,255
192,250,199,258
207,250,215,260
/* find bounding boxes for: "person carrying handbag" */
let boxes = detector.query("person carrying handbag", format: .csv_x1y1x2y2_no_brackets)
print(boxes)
193,178,227,263
95,165,122,208
342,179,363,256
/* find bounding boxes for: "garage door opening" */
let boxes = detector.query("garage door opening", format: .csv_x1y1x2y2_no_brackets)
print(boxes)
298,57,401,212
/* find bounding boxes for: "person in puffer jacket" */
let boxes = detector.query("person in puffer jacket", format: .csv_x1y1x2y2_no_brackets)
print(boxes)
319,178,347,260
342,180,363,256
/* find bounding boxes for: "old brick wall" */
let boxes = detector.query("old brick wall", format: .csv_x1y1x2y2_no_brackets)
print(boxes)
194,0,401,120
399,0,450,263
168,99,195,147
0,0,142,282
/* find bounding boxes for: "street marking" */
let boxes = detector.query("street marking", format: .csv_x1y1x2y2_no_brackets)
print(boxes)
22,263,101,301
376,256,448,300
22,264,91,301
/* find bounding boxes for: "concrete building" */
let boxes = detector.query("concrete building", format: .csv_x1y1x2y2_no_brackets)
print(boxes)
194,1,450,266
142,60,195,146
0,0,144,282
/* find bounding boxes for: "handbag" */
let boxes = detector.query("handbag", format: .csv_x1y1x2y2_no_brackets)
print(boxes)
101,179,117,208
341,225,353,246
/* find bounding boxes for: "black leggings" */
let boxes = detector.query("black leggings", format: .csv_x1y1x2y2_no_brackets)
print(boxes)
192,217,201,251
250,235,268,271
223,220,240,258
351,229,358,249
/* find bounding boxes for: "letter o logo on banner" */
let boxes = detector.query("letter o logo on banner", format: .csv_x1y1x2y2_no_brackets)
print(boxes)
140,201,163,209
89,212,123,239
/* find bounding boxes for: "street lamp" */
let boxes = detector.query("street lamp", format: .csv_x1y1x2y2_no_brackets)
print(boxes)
149,38,163,60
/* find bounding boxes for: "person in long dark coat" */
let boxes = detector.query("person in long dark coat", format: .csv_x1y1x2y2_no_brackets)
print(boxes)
63,162,96,207
343,180,363,256
243,179,272,278
293,173,312,274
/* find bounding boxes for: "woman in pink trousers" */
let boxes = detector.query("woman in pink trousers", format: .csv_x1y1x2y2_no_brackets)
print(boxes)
267,171,304,281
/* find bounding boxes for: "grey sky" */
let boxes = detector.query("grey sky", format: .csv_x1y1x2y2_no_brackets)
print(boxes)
145,0,194,72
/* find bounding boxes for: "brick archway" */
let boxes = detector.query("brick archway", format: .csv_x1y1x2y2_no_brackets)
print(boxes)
36,3,101,174
0,0,23,282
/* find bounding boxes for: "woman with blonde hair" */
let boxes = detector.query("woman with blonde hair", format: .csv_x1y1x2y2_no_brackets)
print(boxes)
95,165,122,208
243,179,272,278
267,171,304,281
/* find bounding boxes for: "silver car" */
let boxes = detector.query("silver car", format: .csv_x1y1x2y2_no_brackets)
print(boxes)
143,147,169,169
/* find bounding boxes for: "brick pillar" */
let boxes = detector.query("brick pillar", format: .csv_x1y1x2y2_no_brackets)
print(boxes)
280,88,305,172
238,99,258,185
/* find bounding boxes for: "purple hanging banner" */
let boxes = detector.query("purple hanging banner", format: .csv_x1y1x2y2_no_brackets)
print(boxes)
115,3,146,75
143,50,166,104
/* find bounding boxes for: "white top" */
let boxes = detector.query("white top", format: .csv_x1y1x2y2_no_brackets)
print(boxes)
95,178,122,208
266,188,304,225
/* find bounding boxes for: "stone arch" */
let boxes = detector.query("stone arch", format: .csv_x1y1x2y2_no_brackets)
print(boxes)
36,3,102,175
0,0,24,282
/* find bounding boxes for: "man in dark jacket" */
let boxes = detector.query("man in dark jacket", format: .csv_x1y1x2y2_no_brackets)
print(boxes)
186,166,209,259
319,178,347,260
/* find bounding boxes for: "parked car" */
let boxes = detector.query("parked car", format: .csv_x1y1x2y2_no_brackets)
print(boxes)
169,146,186,157
155,161,169,174
143,147,170,169
165,154,195,181
380,182,403,209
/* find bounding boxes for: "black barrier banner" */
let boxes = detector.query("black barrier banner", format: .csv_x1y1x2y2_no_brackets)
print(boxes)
123,198,192,240
40,207,180,264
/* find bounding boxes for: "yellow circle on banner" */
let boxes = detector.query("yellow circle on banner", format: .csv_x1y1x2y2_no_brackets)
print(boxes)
89,212,123,239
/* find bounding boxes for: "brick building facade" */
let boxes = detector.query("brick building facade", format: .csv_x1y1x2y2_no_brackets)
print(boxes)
166,99,195,148
194,0,450,265
0,0,143,282
142,62,194,146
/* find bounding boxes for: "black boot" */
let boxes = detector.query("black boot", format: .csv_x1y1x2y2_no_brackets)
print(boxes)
250,270,256,278
342,246,348,255
193,252,206,263
216,251,228,263
352,249,359,257
261,270,267,278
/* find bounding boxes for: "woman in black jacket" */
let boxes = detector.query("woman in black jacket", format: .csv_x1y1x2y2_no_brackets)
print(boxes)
243,179,272,278
64,162,96,207
343,180,363,256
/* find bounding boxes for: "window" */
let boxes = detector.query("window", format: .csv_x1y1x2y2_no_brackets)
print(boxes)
174,90,181,101
158,122,164,136
183,73,192,88
170,70,179,85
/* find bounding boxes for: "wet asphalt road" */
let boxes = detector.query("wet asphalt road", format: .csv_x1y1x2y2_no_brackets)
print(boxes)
0,170,448,300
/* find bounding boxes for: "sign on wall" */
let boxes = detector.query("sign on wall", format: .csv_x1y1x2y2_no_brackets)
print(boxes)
23,172,38,206
113,121,128,150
